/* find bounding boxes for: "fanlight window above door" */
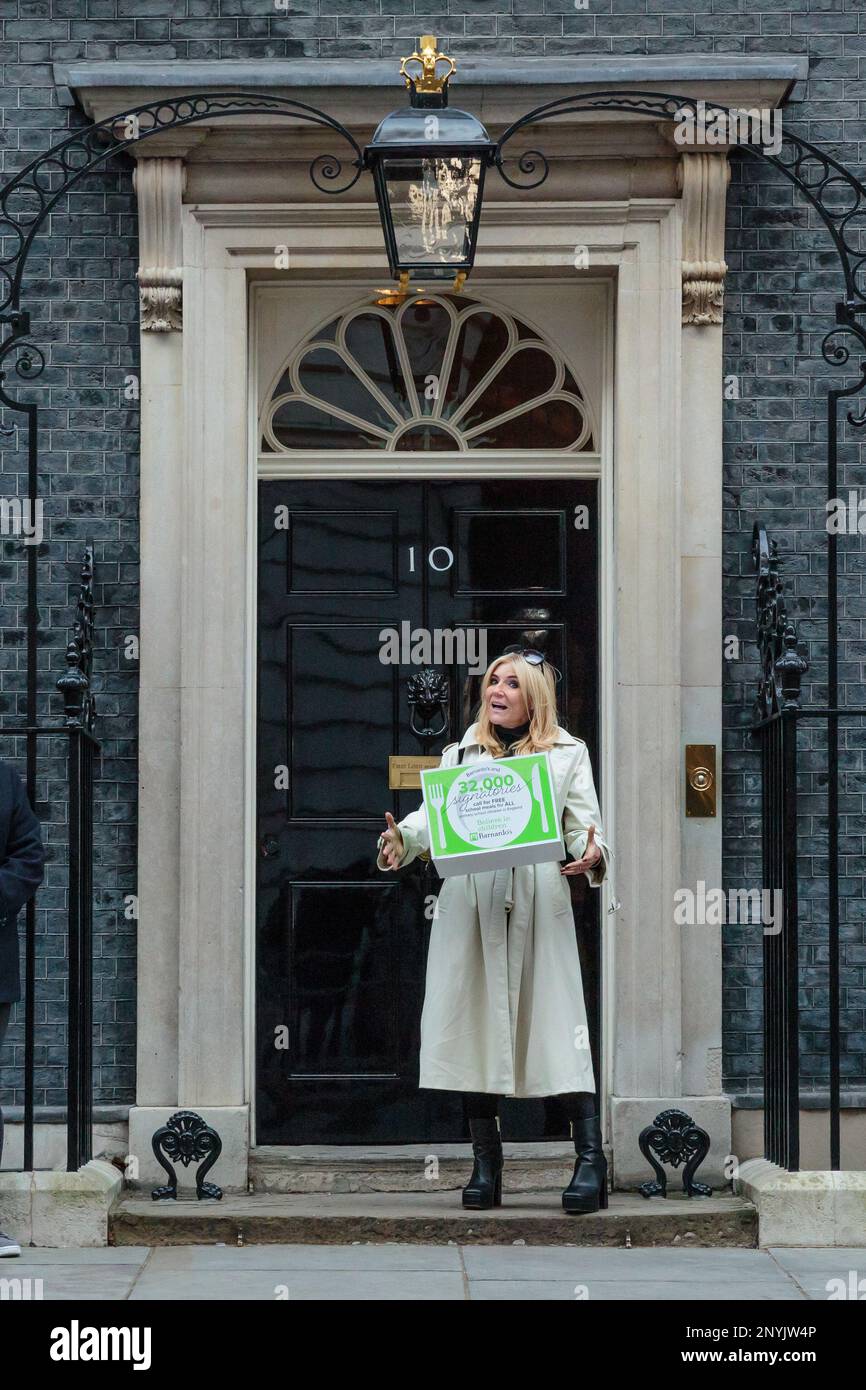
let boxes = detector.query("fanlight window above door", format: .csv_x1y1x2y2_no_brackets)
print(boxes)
259,293,597,453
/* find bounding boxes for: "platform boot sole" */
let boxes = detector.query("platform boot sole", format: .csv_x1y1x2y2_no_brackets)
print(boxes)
562,1185,608,1214
462,1171,503,1209
562,1158,609,1213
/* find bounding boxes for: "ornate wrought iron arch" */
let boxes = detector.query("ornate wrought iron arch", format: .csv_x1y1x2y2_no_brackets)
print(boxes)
0,91,363,361
0,91,363,749
491,88,865,732
495,90,866,327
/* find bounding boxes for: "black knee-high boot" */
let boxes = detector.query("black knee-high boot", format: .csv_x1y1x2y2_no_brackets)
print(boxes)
560,1091,608,1214
461,1093,503,1210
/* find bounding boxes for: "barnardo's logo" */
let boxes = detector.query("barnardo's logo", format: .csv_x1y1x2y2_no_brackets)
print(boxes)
49,1321,152,1370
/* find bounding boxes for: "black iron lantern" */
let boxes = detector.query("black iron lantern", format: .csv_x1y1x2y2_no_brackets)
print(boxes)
364,36,496,287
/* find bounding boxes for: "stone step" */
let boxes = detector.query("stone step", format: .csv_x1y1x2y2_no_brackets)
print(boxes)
251,1143,601,1194
110,1191,757,1248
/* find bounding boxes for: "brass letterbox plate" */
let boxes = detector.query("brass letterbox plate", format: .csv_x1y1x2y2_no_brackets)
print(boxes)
389,755,441,790
686,744,716,817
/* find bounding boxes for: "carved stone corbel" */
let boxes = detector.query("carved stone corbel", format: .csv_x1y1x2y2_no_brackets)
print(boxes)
132,157,186,332
676,153,731,326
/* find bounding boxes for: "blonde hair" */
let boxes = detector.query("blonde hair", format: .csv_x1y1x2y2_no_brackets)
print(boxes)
475,653,560,758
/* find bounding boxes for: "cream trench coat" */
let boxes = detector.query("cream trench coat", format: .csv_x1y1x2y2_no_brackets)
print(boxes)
377,724,613,1097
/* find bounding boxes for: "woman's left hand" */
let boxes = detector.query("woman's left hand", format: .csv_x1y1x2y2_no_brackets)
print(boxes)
561,824,602,876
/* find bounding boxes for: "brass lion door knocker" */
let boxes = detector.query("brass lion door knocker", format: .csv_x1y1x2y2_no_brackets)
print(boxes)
407,667,450,739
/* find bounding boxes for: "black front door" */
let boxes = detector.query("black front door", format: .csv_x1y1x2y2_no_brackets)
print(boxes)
256,477,601,1144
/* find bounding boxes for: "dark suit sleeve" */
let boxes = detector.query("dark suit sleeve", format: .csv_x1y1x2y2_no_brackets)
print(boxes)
0,771,45,916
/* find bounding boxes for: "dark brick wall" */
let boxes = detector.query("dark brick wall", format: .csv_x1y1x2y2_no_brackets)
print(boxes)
0,0,863,1115
0,6,141,1115
720,13,866,1099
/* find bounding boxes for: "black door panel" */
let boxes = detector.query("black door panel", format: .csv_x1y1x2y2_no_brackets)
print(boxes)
256,478,600,1144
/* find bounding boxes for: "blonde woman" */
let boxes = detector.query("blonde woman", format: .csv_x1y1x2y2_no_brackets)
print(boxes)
377,647,613,1214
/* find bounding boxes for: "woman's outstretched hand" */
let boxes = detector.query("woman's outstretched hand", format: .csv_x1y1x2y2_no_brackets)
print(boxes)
561,824,602,877
379,811,405,869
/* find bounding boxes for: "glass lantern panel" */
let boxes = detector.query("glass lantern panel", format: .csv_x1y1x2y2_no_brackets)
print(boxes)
383,156,481,268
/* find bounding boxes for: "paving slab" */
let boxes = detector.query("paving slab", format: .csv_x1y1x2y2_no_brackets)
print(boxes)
141,1243,463,1271
460,1244,789,1282
2,1247,151,1265
766,1247,866,1299
0,1265,147,1300
128,1268,465,1301
468,1280,806,1301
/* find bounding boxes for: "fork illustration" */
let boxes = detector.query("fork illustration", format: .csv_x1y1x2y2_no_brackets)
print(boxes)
427,780,447,852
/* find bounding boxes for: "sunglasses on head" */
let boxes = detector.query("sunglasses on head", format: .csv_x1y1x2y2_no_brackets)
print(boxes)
500,644,563,682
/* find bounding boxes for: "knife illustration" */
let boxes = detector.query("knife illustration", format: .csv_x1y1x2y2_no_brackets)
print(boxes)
530,764,549,833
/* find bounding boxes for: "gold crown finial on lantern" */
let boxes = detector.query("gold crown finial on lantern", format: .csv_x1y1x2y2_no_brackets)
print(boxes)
399,35,456,95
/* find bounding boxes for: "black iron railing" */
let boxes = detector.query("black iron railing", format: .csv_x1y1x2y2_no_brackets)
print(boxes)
751,522,866,1171
1,547,97,1173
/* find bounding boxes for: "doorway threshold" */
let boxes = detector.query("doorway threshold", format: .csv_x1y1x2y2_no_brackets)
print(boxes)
252,1142,595,1196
